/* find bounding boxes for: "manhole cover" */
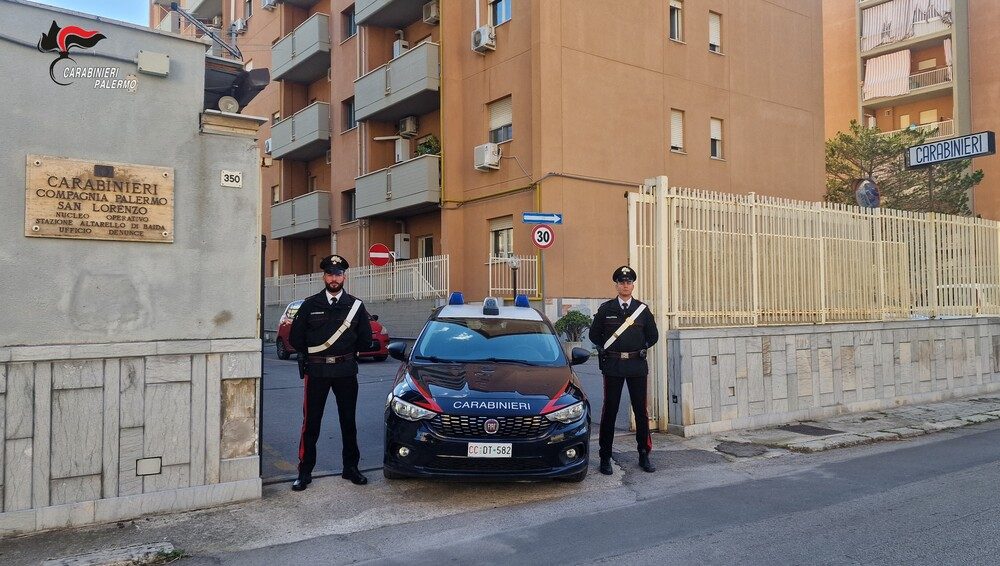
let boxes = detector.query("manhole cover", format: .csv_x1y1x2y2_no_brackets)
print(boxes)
777,424,842,436
715,441,767,458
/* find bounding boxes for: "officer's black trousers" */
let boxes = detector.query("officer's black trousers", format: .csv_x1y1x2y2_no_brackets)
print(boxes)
297,373,360,475
598,373,652,460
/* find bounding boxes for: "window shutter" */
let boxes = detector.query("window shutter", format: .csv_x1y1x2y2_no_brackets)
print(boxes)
670,110,684,149
709,12,721,47
489,96,513,130
710,118,723,140
490,215,513,231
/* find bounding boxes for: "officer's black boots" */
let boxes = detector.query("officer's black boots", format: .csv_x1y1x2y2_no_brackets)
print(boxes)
291,473,312,491
342,466,368,485
638,450,656,473
599,457,613,475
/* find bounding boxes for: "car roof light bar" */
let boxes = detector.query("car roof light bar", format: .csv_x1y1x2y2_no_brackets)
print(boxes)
448,291,465,305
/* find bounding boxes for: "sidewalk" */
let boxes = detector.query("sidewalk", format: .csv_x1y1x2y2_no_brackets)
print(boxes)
4,393,1000,565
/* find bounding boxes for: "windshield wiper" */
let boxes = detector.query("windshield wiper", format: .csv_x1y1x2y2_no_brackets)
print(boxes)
413,355,461,363
470,357,538,365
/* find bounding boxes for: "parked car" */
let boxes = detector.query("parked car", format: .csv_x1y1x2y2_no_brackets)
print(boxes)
275,299,390,361
382,292,592,482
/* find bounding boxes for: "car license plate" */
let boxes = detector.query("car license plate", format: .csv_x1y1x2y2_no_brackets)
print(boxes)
467,442,512,458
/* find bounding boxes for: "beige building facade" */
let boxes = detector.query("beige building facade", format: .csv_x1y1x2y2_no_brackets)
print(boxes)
154,0,825,302
823,0,1000,218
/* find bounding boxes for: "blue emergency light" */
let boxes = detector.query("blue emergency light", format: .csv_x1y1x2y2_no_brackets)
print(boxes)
448,291,465,305
514,294,530,308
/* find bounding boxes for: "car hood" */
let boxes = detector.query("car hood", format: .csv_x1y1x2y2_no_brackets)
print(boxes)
406,362,575,416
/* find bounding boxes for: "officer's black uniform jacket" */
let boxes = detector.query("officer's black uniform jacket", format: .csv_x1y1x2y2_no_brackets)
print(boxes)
588,298,659,378
289,290,374,378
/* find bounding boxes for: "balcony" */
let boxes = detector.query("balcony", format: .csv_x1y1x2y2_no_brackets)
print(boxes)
863,66,951,106
356,0,426,28
272,13,331,83
861,16,951,56
283,0,322,8
271,191,331,239
270,102,330,161
354,41,440,123
187,0,222,19
879,119,955,140
355,154,440,218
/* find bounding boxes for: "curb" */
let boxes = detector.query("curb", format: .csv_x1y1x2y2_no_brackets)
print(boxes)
781,411,1000,453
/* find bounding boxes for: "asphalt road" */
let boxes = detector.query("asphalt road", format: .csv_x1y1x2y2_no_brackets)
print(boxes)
261,343,635,481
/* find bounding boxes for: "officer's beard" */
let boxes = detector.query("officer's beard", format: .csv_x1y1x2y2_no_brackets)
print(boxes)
325,280,343,295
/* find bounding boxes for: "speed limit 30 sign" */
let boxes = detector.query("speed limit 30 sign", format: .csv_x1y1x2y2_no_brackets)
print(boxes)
532,224,555,249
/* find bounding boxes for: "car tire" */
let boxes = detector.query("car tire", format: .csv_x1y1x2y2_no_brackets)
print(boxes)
374,355,388,362
382,467,408,480
276,339,291,360
559,467,588,483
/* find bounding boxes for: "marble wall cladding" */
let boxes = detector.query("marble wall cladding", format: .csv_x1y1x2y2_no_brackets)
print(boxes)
670,318,1000,433
0,344,260,525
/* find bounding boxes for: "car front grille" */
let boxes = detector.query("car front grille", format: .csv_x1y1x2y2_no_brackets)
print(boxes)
429,414,553,439
427,456,550,472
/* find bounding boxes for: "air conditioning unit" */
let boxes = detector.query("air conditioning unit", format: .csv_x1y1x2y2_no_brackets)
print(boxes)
395,138,412,163
471,25,496,53
261,0,277,10
422,1,440,25
263,138,272,154
398,116,418,138
392,38,409,59
212,16,223,27
232,18,246,33
394,233,411,260
474,142,501,171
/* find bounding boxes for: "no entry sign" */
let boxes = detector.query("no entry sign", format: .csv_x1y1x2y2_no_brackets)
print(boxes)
532,224,555,249
369,243,391,266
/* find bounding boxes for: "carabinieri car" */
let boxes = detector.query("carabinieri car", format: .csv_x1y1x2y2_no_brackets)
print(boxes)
383,293,592,481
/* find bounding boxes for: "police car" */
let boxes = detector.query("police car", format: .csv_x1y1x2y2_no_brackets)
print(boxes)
383,293,592,481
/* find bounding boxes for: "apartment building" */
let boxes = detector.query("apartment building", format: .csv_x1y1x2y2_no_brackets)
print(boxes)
153,0,825,302
823,0,1000,218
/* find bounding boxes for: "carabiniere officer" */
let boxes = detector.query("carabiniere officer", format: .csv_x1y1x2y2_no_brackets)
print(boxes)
289,254,374,490
588,265,659,475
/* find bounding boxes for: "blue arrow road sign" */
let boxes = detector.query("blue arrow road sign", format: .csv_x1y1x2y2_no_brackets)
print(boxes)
522,212,563,224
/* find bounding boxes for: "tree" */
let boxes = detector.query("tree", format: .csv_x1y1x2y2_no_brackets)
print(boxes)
825,120,984,215
554,310,592,342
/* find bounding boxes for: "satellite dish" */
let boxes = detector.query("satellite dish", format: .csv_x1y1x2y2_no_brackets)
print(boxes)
855,178,880,208
218,96,240,113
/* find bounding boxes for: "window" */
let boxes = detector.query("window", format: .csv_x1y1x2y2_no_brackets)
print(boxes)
670,109,685,152
917,58,936,71
490,0,511,26
343,190,356,222
271,111,280,125
669,1,683,41
270,260,279,278
899,114,911,129
710,118,724,159
488,96,513,144
343,5,357,39
271,184,280,204
418,235,434,258
489,216,514,257
919,109,938,124
307,175,317,191
709,12,722,53
244,0,252,19
343,97,356,131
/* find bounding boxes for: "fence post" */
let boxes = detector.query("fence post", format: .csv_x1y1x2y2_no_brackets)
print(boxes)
927,213,939,317
875,207,886,320
818,205,827,324
749,192,760,326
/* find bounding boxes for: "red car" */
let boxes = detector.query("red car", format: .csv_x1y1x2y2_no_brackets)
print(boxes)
275,299,390,362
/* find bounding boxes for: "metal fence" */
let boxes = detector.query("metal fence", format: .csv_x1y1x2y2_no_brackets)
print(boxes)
264,254,450,305
487,254,540,297
633,178,1000,328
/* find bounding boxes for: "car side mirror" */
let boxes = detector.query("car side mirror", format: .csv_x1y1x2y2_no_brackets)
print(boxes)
570,347,591,366
387,341,408,362
370,314,379,321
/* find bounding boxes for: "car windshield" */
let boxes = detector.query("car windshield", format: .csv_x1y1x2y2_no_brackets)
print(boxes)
413,317,566,365
285,301,302,318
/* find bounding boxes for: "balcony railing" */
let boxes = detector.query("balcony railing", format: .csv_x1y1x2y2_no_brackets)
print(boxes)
354,41,440,123
878,119,955,140
270,191,331,240
272,13,330,83
270,101,330,161
860,14,951,53
355,154,440,218
909,66,951,90
863,66,951,101
356,0,425,28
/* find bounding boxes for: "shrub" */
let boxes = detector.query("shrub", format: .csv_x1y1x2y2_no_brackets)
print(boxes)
554,310,592,342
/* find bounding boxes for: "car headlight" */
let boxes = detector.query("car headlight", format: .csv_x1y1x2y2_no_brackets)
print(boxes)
544,401,585,423
390,396,437,421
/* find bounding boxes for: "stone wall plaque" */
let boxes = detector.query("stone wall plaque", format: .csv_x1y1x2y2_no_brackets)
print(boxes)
25,155,174,243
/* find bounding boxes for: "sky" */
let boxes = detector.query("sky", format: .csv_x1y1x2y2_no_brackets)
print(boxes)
39,0,149,25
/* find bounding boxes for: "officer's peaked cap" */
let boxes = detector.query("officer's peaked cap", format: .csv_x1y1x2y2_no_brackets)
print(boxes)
320,255,349,275
613,265,636,282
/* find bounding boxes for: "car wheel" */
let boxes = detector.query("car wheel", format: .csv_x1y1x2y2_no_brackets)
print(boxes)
383,467,408,480
559,467,588,483
276,339,290,360
374,355,388,362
